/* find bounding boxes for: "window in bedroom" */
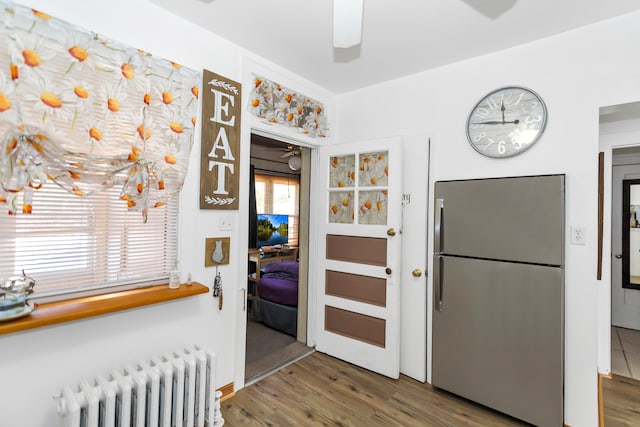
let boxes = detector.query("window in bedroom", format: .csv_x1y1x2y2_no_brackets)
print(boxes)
255,173,300,247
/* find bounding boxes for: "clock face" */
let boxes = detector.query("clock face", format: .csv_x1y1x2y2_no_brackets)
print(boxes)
466,86,547,158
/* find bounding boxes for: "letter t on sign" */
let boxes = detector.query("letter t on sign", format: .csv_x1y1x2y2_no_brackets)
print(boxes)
200,69,242,210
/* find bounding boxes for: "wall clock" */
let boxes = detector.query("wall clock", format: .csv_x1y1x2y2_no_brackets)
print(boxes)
466,86,547,158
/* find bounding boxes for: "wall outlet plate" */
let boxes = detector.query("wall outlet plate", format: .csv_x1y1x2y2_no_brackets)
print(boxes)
219,215,232,231
570,226,586,245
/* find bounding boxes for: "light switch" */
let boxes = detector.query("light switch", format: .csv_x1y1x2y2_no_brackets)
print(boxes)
219,215,232,231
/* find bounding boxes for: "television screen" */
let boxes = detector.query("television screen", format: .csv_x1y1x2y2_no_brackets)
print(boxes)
257,214,289,248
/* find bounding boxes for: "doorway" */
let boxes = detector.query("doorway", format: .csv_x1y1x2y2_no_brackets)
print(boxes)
245,132,312,382
610,151,640,380
597,103,640,424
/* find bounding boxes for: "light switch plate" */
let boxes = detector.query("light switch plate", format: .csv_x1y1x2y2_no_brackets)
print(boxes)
219,215,232,231
570,226,586,245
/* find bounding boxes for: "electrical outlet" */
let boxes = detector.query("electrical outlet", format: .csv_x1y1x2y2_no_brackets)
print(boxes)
571,226,586,245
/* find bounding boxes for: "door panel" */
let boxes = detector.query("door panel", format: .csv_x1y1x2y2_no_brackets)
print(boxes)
317,137,402,379
325,306,386,347
326,234,387,265
325,270,386,306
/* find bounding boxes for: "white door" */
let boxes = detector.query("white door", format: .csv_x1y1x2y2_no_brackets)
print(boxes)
612,164,640,330
316,137,403,378
400,135,429,382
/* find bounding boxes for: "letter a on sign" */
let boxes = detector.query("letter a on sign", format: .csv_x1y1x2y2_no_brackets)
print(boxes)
200,69,242,210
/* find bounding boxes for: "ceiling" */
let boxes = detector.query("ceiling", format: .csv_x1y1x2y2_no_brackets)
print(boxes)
151,0,640,94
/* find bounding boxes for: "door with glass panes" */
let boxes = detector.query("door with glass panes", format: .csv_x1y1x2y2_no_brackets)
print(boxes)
316,137,402,378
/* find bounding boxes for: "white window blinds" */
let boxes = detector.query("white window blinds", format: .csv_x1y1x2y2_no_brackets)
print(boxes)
0,182,178,297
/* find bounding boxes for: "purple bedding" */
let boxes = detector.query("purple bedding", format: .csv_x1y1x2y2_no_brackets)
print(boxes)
256,274,298,306
257,261,299,307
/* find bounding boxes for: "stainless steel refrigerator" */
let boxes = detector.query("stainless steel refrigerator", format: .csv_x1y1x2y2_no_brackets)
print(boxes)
432,175,564,427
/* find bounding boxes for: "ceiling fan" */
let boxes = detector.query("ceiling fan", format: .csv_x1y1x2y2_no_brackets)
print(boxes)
271,145,302,171
282,146,302,171
333,0,363,48
332,1,510,49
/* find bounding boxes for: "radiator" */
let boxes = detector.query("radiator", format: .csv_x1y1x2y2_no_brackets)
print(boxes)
56,345,223,427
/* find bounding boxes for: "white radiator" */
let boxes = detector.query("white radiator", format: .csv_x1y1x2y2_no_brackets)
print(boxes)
56,345,223,427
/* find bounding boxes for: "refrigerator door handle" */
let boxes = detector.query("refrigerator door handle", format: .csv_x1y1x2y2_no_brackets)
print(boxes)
434,198,444,254
434,254,443,311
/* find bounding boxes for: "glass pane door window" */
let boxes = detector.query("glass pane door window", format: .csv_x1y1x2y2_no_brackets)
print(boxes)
328,152,389,225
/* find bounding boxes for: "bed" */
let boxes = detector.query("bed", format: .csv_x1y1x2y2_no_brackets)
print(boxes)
251,260,299,337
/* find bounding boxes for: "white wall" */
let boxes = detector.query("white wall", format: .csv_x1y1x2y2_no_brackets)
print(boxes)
0,1,334,426
336,11,640,427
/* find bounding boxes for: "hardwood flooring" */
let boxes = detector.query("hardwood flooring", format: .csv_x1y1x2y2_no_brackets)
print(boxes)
222,352,531,426
224,352,640,426
602,374,640,427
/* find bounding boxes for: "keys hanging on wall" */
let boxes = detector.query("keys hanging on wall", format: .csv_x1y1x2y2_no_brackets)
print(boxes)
213,269,223,310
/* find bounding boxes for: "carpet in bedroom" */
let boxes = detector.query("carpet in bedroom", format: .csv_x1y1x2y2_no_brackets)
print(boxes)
245,319,311,381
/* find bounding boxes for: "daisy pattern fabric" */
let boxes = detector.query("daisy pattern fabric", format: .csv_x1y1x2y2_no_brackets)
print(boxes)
0,1,200,221
249,74,328,138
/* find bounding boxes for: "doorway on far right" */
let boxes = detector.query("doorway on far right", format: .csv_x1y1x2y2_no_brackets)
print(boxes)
611,149,640,380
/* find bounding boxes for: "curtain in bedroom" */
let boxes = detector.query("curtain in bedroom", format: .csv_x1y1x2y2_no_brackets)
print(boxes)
248,164,258,248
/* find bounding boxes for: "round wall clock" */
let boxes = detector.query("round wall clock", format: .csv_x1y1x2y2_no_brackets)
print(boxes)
466,86,547,158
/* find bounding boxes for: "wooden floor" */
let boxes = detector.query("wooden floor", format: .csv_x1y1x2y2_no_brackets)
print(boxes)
224,352,640,426
222,352,531,426
602,374,640,427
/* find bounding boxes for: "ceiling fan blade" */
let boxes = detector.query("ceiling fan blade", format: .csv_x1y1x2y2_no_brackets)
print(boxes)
333,0,363,48
280,152,295,158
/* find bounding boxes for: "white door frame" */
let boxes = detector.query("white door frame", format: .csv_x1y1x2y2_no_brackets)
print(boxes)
234,126,319,391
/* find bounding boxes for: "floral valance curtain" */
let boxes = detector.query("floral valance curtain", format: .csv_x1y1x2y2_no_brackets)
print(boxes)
0,1,200,221
249,74,329,138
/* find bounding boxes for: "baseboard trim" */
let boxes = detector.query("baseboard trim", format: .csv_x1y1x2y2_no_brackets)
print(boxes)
218,382,235,402
598,372,612,427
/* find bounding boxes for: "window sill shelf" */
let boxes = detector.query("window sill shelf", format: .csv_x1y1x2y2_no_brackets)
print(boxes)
0,282,209,336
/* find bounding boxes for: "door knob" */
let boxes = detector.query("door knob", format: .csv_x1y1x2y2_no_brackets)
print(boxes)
385,267,392,275
615,254,623,259
387,228,396,237
412,269,422,277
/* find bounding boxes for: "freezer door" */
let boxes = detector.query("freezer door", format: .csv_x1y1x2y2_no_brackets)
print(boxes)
432,256,563,427
434,175,564,265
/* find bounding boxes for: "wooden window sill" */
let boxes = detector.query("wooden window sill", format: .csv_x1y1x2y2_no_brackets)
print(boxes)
0,282,209,336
